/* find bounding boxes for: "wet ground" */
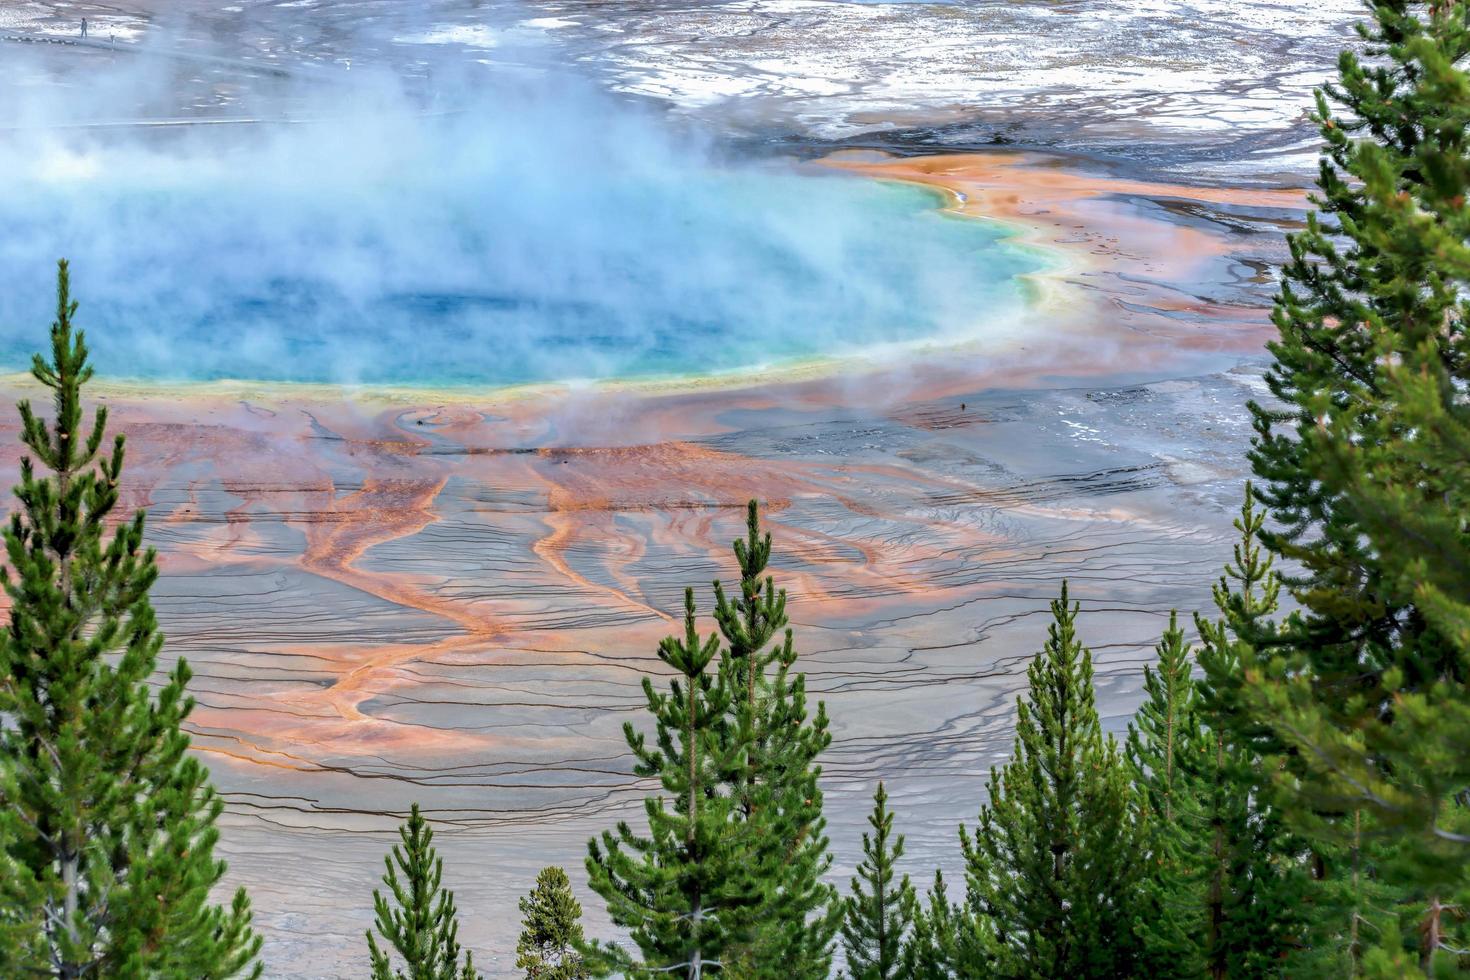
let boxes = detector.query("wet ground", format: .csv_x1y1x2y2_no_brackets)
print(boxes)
0,358,1277,976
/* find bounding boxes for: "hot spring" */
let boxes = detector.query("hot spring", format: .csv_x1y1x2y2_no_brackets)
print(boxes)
0,89,1045,389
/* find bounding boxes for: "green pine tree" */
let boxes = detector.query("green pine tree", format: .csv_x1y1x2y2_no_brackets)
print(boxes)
959,582,1141,979
0,260,261,978
893,869,999,975
1194,490,1314,978
516,866,589,980
711,501,841,978
1124,612,1207,978
1245,0,1462,706
1240,0,1470,968
899,872,950,980
584,588,758,978
1313,10,1470,685
899,870,994,980
840,782,914,980
366,803,480,980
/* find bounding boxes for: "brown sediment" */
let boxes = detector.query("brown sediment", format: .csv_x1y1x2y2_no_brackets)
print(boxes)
823,149,1307,362
821,150,1306,266
829,150,1306,210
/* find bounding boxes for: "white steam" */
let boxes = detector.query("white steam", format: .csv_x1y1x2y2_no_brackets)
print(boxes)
0,29,1037,387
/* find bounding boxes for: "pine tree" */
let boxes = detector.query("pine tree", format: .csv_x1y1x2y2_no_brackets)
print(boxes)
1194,491,1314,978
894,869,1002,980
893,875,952,975
1245,0,1468,710
516,866,588,980
898,870,994,980
1239,1,1470,968
366,803,480,980
585,589,759,978
959,583,1141,979
1246,1,1470,963
1124,612,1207,978
1315,8,1470,682
840,782,914,980
0,260,261,977
900,872,951,980
1073,734,1145,978
711,501,841,978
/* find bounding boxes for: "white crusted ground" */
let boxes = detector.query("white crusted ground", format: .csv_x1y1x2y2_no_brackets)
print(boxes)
510,0,1362,176
3,0,1364,178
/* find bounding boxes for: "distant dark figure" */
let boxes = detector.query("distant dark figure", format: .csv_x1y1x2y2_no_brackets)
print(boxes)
960,402,966,411
80,18,87,38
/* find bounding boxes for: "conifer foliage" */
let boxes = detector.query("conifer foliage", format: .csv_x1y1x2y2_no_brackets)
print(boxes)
840,782,914,980
1117,506,1312,980
899,870,974,980
584,589,757,978
960,582,1140,979
1193,493,1311,978
0,260,261,978
1245,0,1470,848
1239,0,1470,969
515,866,588,980
366,804,480,980
712,501,840,977
1124,612,1207,979
583,503,840,979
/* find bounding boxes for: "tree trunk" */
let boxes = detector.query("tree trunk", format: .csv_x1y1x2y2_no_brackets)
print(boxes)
1420,894,1442,975
689,901,703,980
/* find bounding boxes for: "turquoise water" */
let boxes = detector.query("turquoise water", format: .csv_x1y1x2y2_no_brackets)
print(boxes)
0,155,1041,388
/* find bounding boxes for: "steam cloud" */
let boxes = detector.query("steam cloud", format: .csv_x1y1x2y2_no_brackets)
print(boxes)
0,24,1038,388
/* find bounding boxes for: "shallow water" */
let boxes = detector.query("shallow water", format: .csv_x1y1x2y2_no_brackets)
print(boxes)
0,128,1040,387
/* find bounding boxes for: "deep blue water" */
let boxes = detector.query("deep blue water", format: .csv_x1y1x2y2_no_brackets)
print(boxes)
0,131,1040,387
